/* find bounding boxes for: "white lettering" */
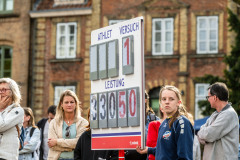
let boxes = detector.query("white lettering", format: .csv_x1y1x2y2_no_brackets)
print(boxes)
129,141,139,145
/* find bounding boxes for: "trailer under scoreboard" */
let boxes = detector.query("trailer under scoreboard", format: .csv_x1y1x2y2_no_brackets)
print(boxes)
89,17,145,150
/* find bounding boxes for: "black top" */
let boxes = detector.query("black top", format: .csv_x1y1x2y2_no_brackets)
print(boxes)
37,118,48,160
74,130,118,160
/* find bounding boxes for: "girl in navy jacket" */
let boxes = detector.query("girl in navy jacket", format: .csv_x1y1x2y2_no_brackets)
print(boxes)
137,85,194,160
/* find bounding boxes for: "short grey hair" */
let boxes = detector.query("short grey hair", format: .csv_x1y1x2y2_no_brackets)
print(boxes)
0,78,21,105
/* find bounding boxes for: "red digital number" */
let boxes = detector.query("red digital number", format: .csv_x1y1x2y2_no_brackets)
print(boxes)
129,89,136,117
118,91,126,118
124,38,130,65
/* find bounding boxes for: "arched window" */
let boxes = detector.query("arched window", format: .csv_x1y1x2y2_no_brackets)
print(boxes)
149,86,161,117
0,46,12,77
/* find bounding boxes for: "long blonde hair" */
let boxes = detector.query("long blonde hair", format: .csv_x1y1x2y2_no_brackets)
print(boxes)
159,85,193,128
23,107,37,128
85,109,91,131
145,90,154,115
55,90,81,123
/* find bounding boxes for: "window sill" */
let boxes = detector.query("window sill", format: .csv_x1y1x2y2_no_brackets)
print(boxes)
145,55,179,59
49,58,82,63
0,13,20,18
189,53,225,58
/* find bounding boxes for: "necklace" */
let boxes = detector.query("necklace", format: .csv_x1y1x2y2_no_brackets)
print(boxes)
65,119,71,124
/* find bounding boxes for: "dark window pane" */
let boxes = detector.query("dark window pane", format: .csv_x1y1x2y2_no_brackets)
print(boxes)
69,25,75,34
4,48,12,58
4,60,11,70
4,71,11,77
0,46,12,78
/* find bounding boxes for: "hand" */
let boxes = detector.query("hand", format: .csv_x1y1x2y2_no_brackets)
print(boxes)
197,135,206,145
48,138,57,148
0,96,11,110
24,142,28,146
136,145,148,154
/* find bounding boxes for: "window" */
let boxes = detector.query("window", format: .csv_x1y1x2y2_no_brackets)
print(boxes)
54,0,86,5
109,20,125,25
197,16,218,54
149,87,161,118
54,86,76,105
0,46,12,77
56,22,77,59
0,0,13,12
195,83,209,119
152,18,174,55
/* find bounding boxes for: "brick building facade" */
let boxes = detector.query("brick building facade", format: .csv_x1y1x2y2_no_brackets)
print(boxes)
29,0,101,121
26,0,238,121
0,0,32,107
100,0,238,119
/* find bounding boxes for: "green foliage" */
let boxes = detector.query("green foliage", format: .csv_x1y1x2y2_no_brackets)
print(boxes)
224,9,240,114
233,0,240,5
194,74,225,84
194,75,225,116
197,100,215,116
194,9,240,116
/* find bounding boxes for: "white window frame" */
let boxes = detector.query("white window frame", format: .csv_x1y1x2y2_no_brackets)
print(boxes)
195,83,209,120
197,16,218,54
152,18,174,55
56,22,77,59
54,86,76,105
109,20,126,25
54,0,85,5
0,0,13,11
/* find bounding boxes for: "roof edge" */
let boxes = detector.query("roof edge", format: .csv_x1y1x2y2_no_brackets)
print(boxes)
29,7,92,18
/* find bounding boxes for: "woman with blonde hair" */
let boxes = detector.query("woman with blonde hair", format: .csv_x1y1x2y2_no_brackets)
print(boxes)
19,107,41,160
137,85,194,160
0,78,24,160
48,90,88,160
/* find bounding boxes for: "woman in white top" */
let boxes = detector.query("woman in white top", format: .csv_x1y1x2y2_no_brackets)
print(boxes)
0,78,24,160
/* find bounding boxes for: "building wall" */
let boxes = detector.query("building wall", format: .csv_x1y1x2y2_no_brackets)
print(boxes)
30,0,100,121
100,0,236,118
0,0,31,107
29,0,238,121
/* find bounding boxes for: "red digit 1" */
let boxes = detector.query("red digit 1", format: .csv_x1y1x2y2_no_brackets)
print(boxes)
129,89,136,117
124,38,130,65
119,91,126,118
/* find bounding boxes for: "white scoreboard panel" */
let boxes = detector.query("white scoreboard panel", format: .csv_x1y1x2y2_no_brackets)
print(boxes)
90,17,145,150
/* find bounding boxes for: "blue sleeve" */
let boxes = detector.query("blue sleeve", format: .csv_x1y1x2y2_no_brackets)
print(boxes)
175,117,194,160
148,147,156,156
19,128,41,154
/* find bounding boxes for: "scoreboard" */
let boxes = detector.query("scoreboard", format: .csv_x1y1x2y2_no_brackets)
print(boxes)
90,17,144,150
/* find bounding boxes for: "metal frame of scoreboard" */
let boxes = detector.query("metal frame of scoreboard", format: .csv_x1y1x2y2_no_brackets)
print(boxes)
89,17,144,150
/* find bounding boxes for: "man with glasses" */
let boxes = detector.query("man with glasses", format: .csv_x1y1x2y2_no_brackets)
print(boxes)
197,82,239,160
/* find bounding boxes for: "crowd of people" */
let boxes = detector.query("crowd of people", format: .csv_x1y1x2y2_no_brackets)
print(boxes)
0,78,239,160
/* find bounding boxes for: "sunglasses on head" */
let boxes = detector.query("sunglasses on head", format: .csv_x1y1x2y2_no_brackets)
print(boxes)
65,126,70,138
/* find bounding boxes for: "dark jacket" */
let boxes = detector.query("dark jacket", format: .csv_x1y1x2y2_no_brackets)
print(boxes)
74,130,118,160
148,116,194,160
37,118,48,160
